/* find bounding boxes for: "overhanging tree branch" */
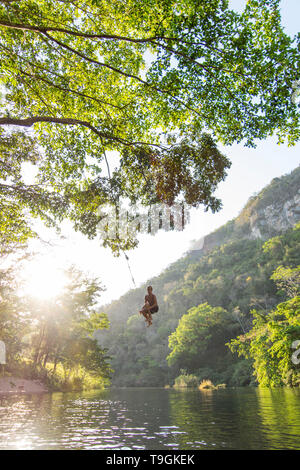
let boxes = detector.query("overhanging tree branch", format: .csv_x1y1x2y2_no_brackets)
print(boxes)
0,19,241,78
0,21,202,116
0,17,243,117
0,17,229,58
0,116,165,149
42,32,200,116
0,19,160,43
0,43,126,112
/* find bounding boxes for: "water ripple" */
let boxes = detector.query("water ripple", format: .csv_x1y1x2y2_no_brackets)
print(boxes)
0,388,299,449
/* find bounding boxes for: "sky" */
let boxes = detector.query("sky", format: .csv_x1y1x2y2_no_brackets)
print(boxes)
21,0,300,305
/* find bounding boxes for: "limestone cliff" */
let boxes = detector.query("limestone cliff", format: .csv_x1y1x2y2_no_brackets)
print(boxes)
190,166,300,255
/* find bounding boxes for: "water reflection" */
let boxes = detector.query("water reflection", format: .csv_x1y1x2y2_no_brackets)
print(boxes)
0,388,299,450
256,388,300,449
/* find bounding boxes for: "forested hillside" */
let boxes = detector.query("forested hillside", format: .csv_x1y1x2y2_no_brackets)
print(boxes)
97,168,300,387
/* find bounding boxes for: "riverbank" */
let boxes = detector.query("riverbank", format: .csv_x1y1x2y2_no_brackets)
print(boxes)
0,377,48,394
1,360,110,393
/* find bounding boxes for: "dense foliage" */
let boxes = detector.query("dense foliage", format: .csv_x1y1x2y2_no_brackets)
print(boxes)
0,0,299,251
1,0,299,146
167,303,240,370
229,266,300,387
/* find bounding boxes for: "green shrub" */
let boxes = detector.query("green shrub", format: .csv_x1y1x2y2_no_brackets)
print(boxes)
173,373,199,388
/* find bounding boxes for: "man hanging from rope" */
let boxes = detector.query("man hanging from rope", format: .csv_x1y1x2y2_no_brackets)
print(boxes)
139,286,159,327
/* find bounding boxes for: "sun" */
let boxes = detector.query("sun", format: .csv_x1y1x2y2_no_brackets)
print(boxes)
21,257,67,301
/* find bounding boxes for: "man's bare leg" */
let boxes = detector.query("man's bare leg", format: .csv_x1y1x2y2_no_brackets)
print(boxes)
140,302,151,324
144,306,152,326
139,306,152,326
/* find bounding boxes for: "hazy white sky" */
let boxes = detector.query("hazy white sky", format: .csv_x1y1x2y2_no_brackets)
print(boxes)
23,0,300,305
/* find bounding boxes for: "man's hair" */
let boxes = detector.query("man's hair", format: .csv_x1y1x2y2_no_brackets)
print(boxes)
147,285,153,290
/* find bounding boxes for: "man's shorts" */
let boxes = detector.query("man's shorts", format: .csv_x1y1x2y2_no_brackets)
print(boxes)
150,306,159,314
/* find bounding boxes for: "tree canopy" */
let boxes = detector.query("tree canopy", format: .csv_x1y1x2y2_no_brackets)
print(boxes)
0,0,299,250
167,302,240,370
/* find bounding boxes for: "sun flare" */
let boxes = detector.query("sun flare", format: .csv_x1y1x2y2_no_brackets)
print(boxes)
21,258,67,301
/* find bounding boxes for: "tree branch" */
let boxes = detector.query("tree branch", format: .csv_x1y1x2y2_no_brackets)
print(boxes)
0,17,229,58
0,116,165,149
151,39,249,78
0,19,159,43
42,32,200,116
0,19,222,115
0,116,124,142
0,42,126,112
16,67,114,120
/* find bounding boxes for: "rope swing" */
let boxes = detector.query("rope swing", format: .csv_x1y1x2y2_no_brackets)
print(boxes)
123,250,136,288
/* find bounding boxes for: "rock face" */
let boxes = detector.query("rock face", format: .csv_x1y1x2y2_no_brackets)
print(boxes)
190,167,300,256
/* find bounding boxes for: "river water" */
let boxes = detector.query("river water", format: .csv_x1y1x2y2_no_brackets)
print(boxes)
0,387,299,450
